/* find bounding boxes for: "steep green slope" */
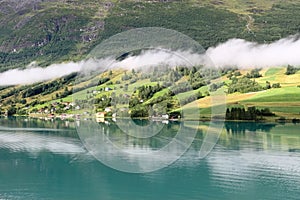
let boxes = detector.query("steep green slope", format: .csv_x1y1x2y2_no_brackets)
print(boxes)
1,0,300,120
0,0,300,71
0,0,112,71
1,66,300,121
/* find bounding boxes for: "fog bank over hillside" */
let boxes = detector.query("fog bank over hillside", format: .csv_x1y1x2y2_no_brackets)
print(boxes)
0,35,300,86
0,50,202,86
207,35,300,68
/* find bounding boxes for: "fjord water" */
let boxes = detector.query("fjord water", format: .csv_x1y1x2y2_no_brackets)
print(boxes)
1,118,300,200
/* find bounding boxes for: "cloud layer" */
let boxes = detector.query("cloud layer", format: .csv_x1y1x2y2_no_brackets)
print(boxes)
0,35,300,86
206,35,300,68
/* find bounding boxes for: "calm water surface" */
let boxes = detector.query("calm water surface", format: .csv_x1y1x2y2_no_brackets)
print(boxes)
0,118,300,200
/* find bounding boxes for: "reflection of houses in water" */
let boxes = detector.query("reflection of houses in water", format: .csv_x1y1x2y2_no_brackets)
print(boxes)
95,120,183,151
96,112,106,118
96,117,105,123
162,120,169,124
96,111,105,123
96,118,110,125
95,112,110,124
151,114,169,121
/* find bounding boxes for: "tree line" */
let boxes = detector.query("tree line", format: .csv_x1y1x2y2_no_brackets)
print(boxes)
226,107,275,120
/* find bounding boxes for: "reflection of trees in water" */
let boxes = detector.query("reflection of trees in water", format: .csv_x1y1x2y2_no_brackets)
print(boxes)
220,122,277,151
0,117,77,138
98,119,203,150
99,120,178,149
225,122,277,134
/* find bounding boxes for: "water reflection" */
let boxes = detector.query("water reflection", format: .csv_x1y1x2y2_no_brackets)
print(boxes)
77,119,199,173
0,117,85,156
0,117,76,130
1,117,300,158
225,122,277,134
0,118,300,200
0,131,85,155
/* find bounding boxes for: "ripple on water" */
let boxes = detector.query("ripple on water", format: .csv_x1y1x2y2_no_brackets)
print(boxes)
0,130,86,155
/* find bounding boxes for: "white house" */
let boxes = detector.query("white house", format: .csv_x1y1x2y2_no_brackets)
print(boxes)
105,107,112,112
105,87,112,92
161,114,169,119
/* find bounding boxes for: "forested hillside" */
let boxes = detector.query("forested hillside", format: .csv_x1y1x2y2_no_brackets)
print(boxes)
1,0,300,121
0,0,300,71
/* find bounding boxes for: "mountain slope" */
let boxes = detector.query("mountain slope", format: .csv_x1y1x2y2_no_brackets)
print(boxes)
0,0,300,71
1,66,300,121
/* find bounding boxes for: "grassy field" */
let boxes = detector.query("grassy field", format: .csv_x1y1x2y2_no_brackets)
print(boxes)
2,64,300,120
178,67,300,119
69,66,300,119
1,0,300,120
243,87,300,102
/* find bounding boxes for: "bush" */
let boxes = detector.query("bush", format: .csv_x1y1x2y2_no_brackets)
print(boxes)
130,106,149,118
228,77,263,94
272,83,281,88
285,65,299,75
245,69,262,78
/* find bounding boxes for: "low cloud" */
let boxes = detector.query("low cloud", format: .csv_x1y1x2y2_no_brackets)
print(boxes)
111,49,208,69
206,35,300,68
0,59,112,86
0,50,204,86
0,35,300,86
0,62,82,86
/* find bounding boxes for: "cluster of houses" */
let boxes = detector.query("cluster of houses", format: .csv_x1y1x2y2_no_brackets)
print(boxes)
29,101,81,120
37,102,77,113
25,99,178,123
31,101,115,121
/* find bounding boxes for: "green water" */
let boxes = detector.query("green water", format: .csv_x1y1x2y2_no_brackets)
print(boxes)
0,118,300,200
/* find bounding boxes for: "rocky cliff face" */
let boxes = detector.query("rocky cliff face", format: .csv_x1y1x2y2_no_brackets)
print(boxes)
0,0,111,70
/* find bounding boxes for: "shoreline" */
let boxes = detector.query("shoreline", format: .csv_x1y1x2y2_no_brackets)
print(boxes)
1,114,299,124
